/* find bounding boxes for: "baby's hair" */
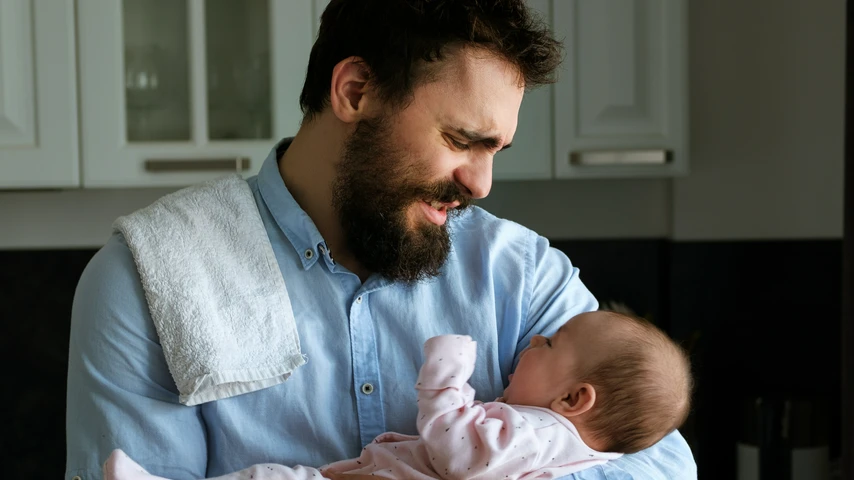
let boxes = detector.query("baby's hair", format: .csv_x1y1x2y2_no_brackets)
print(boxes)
579,311,693,453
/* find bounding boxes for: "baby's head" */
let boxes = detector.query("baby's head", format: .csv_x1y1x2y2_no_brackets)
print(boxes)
502,310,692,453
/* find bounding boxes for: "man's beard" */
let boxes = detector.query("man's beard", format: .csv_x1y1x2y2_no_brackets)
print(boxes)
332,115,471,284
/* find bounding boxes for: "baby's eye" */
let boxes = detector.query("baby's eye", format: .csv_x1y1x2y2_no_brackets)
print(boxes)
545,338,552,347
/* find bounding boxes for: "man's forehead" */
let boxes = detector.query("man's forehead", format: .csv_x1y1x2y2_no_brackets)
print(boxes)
399,51,523,145
426,92,521,144
417,50,523,106
438,45,524,88
439,115,505,138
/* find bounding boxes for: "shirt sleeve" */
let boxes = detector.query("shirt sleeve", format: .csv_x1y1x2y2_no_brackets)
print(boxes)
65,234,208,480
517,233,599,366
562,430,697,480
521,234,698,480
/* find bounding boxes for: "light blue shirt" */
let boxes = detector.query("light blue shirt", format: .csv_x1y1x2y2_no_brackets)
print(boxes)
66,140,696,479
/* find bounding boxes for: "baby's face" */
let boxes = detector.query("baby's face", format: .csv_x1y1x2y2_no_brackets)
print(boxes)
503,312,612,408
502,319,582,408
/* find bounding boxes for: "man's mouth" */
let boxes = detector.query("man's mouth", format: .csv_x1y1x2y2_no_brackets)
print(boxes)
418,199,461,226
420,200,448,225
425,199,461,210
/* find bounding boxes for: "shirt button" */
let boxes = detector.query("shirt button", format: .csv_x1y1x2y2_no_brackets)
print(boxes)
356,296,362,303
72,477,82,480
304,249,314,259
361,383,374,395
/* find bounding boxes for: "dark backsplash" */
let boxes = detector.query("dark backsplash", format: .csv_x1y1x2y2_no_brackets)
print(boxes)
1,239,842,479
1,249,97,478
559,239,843,478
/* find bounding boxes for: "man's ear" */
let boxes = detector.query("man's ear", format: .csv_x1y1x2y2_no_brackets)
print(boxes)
551,383,596,417
329,56,373,124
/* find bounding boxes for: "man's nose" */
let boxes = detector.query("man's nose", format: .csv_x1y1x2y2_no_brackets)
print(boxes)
453,154,493,199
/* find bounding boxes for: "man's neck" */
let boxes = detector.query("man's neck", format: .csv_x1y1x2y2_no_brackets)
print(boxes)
278,117,371,282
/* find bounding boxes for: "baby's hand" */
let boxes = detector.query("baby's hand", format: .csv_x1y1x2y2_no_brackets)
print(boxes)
494,396,506,403
416,335,477,390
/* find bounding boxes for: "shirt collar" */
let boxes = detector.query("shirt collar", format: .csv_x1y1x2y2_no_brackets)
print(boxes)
257,138,328,270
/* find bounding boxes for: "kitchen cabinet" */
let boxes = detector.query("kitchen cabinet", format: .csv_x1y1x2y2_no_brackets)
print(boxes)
553,0,688,178
77,0,313,187
494,0,554,180
2,0,687,190
0,0,79,189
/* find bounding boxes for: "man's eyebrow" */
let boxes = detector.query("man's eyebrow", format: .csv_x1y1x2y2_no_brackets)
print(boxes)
451,127,512,151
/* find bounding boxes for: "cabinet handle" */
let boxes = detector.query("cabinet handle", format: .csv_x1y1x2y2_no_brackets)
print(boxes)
570,150,672,166
144,157,251,172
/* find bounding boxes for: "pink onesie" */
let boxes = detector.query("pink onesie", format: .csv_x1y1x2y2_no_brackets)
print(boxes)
105,335,621,480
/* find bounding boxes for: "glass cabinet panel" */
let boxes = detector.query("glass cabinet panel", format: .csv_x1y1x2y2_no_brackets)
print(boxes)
79,0,313,187
206,0,272,140
122,0,191,142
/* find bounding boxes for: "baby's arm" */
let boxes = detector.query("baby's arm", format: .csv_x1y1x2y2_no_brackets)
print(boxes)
414,335,554,479
104,449,327,480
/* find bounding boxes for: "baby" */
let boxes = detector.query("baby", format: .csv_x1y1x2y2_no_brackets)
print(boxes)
105,310,693,480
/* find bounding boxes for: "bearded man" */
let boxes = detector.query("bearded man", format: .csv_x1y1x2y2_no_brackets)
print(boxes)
66,1,696,479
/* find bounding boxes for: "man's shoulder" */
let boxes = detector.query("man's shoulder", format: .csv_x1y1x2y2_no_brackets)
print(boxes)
82,233,137,281
442,206,548,281
71,232,160,365
75,233,147,316
451,206,539,247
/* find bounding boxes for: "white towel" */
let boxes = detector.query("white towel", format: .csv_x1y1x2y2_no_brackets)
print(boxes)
113,174,306,406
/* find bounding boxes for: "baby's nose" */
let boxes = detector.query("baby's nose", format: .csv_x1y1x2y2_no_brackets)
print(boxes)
530,335,546,347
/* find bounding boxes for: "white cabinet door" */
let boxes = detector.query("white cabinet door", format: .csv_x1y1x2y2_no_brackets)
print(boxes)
553,0,687,179
495,0,553,181
77,0,313,188
0,0,78,189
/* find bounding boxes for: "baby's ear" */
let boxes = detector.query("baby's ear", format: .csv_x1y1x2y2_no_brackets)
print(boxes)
552,383,596,417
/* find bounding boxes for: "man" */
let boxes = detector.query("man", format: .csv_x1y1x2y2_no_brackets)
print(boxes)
66,1,696,479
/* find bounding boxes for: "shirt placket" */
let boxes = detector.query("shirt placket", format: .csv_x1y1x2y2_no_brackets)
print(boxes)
349,290,386,446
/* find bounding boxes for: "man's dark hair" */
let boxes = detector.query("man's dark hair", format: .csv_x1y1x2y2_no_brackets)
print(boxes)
299,0,563,120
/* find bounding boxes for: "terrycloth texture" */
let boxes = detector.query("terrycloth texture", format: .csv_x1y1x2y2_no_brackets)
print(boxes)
113,174,305,406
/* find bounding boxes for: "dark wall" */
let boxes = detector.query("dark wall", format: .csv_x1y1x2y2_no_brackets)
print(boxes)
1,249,97,479
1,239,842,479
561,239,842,478
669,241,841,477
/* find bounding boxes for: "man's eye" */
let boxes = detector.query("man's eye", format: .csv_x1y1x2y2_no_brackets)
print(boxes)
545,338,552,347
449,137,470,150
